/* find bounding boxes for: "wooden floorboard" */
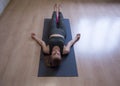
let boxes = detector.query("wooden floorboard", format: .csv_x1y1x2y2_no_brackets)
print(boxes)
0,0,120,86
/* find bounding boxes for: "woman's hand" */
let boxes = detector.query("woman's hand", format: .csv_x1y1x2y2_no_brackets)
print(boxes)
31,33,36,39
75,33,81,41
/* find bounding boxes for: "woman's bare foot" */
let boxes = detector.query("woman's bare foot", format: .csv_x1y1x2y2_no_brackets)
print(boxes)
58,4,61,12
54,3,57,12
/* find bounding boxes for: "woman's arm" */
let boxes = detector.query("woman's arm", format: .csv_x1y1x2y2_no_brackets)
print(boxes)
31,33,49,54
63,34,81,55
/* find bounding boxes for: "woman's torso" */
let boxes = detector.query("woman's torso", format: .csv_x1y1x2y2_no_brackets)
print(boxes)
48,36,65,55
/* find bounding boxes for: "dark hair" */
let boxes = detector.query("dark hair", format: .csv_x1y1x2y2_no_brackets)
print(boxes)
50,57,61,67
44,55,61,68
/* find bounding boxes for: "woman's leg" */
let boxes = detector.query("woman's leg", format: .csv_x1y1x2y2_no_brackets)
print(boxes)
51,11,57,29
58,12,66,37
58,12,64,28
49,5,57,37
51,4,57,29
58,4,66,31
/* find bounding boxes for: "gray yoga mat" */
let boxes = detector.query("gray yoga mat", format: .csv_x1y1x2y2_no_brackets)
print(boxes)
38,19,78,77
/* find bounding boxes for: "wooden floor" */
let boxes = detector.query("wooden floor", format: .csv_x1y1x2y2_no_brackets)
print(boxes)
0,0,120,86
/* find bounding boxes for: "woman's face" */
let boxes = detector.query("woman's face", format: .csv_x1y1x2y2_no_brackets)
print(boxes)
51,49,61,58
51,49,61,67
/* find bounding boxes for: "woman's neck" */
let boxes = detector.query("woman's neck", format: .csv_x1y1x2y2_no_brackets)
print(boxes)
52,46,60,51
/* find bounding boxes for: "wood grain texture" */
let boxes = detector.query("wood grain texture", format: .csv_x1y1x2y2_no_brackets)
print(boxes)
0,0,120,86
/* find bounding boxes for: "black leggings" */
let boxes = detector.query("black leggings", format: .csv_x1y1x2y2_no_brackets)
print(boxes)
49,11,66,37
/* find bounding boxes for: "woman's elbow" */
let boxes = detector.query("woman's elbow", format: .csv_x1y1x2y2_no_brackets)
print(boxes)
63,48,70,55
43,48,49,54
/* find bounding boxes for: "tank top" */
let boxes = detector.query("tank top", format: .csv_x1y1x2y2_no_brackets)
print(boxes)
49,37,64,55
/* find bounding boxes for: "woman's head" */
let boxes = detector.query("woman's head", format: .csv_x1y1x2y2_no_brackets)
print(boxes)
50,48,62,67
